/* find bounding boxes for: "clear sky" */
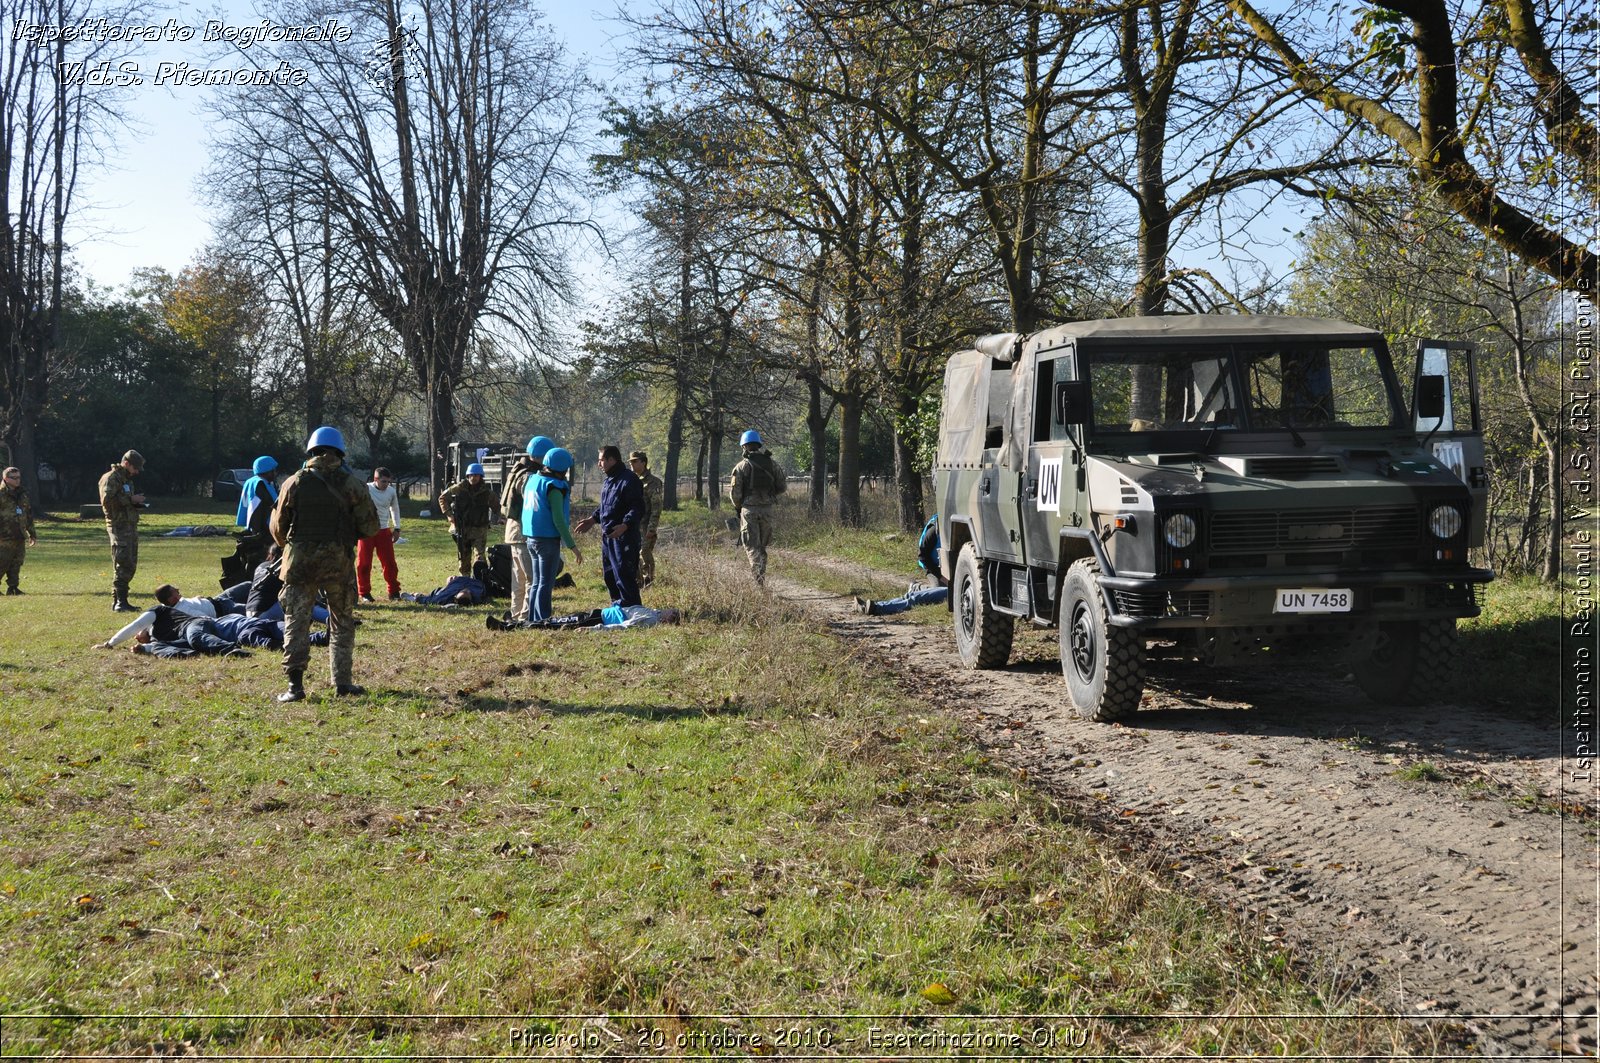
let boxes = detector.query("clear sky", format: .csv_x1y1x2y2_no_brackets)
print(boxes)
67,1,627,292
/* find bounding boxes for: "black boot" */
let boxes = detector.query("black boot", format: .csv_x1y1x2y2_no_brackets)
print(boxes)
335,683,366,697
278,670,306,703
112,591,133,613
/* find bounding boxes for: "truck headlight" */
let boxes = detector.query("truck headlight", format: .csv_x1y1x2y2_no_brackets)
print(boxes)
1163,513,1198,549
1429,504,1463,540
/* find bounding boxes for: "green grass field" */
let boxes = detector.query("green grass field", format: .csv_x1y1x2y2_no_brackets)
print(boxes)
0,495,1459,1056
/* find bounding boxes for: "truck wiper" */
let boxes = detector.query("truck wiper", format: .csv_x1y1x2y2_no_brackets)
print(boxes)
1288,425,1307,449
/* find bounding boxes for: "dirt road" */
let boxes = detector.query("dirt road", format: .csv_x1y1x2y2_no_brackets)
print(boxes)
776,557,1597,1057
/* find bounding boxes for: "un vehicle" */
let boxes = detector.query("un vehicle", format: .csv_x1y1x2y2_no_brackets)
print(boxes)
932,315,1492,721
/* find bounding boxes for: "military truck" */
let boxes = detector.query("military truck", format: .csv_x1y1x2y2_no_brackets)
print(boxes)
445,441,521,493
932,315,1492,721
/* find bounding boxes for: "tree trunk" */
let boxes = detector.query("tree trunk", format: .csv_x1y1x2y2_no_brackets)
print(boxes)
1544,442,1561,582
663,379,687,511
694,434,707,502
837,391,864,526
806,374,828,513
892,390,923,531
708,427,725,511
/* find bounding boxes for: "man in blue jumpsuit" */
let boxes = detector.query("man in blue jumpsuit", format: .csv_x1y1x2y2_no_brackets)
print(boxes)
575,444,644,608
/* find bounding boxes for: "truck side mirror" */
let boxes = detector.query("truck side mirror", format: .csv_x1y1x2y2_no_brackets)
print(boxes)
1054,380,1090,425
1414,374,1446,422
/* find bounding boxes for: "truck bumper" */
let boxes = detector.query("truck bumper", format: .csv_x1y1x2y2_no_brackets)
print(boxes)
1098,567,1493,629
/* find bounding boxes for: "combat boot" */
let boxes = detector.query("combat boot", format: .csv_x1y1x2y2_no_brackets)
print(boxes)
335,683,366,697
112,591,133,613
278,669,306,703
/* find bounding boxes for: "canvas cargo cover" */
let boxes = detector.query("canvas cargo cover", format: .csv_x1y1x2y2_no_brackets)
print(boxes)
1022,314,1382,352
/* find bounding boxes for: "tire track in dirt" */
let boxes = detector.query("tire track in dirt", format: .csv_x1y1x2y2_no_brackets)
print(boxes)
768,553,1597,1057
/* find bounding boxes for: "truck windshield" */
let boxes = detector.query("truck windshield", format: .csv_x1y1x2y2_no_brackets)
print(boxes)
1087,343,1400,435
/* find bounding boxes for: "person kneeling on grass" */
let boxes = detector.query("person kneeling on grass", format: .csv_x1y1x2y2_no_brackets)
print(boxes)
487,604,681,631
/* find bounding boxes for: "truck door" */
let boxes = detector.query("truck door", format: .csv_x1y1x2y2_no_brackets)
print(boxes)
1021,348,1081,603
1414,340,1489,547
979,360,1024,564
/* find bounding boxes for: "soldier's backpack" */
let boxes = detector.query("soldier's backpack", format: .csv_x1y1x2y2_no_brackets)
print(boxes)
480,544,515,599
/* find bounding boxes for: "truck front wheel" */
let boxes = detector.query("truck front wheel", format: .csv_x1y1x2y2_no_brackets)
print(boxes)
1354,619,1458,704
1060,559,1144,722
952,543,1013,669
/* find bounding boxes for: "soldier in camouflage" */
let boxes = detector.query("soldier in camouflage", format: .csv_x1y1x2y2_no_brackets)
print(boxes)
439,463,500,577
98,450,147,612
630,450,664,588
728,430,785,585
270,426,381,702
0,467,38,595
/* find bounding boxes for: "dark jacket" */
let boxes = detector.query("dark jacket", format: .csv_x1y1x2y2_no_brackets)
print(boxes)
594,464,644,534
247,556,284,618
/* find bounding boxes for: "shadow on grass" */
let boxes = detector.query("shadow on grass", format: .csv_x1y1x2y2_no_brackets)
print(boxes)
456,694,743,720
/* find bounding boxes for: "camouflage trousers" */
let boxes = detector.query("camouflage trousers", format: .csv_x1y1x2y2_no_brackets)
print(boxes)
455,527,489,577
640,530,658,588
0,539,24,591
739,506,774,584
282,578,357,685
108,532,138,596
505,523,532,621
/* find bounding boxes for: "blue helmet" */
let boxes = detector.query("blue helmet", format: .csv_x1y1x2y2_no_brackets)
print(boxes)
252,455,278,476
526,435,555,459
542,447,574,474
740,429,763,447
466,462,485,477
306,426,345,455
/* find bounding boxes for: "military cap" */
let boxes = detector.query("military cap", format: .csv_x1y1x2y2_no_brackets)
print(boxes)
121,450,146,469
629,450,649,464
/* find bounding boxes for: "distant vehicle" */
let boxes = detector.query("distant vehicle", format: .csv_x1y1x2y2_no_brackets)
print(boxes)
445,441,521,493
933,314,1492,722
212,468,254,500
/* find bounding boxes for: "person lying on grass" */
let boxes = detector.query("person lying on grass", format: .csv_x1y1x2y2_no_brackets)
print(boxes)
486,604,681,631
128,617,329,658
399,574,488,606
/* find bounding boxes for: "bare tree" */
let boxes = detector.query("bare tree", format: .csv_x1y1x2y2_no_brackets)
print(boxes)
1,0,140,502
209,0,591,492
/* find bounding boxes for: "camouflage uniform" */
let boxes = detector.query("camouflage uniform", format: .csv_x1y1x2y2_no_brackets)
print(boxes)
637,470,664,587
273,453,381,688
500,457,540,621
0,482,35,593
99,462,142,602
729,448,785,584
439,479,498,577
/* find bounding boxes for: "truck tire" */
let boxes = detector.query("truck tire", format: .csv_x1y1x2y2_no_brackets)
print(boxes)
1060,558,1144,722
952,543,1013,669
1354,619,1458,705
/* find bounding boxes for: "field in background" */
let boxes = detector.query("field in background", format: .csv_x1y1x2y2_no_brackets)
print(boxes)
0,497,1454,1056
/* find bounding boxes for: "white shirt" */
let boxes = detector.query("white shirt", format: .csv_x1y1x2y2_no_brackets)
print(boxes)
368,482,401,532
105,597,221,647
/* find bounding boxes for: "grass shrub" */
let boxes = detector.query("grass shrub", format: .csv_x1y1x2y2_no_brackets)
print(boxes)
0,500,1433,1056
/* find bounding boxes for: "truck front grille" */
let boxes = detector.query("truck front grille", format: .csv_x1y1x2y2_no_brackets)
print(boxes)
1114,590,1212,619
1209,506,1419,555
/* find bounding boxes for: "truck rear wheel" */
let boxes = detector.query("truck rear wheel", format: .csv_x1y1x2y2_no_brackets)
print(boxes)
952,543,1013,669
1354,619,1458,705
1060,558,1144,722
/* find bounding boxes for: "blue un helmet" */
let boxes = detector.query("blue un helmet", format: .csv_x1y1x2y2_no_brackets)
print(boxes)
542,447,574,474
306,426,346,455
466,462,486,478
526,435,555,460
740,429,763,447
252,455,278,476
